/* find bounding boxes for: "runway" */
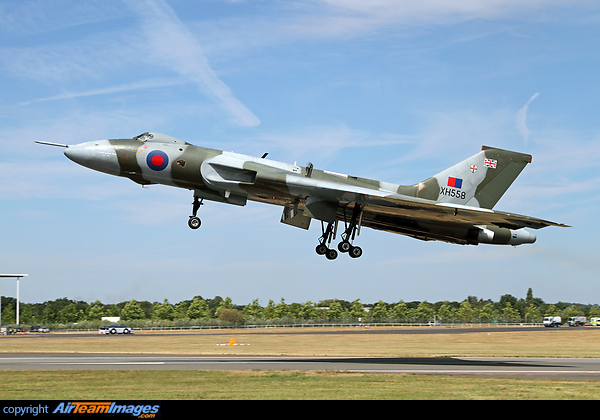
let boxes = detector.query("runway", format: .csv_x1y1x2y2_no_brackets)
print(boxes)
2,353,600,380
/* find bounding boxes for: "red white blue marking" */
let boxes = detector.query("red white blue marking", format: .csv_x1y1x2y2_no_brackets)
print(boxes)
447,177,463,189
484,158,497,169
147,150,169,171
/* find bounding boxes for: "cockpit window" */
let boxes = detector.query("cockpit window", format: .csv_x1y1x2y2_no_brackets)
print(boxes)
134,132,154,142
133,132,187,145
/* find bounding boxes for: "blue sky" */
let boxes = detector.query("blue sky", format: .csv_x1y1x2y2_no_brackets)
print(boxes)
1,0,598,307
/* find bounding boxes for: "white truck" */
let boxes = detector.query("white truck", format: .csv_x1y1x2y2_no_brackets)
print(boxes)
99,326,134,335
567,316,587,327
543,316,561,327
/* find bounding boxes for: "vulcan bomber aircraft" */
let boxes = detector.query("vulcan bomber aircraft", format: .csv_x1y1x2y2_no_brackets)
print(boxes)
36,132,567,260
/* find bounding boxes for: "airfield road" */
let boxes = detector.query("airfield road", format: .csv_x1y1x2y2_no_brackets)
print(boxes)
1,353,600,380
2,326,600,380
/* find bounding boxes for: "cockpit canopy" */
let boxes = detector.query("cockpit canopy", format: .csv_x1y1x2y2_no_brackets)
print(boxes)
133,132,187,145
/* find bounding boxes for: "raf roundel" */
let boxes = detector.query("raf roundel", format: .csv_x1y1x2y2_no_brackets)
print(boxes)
147,150,169,171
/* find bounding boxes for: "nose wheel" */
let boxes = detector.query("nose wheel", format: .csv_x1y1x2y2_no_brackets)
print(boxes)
188,216,201,229
188,196,203,230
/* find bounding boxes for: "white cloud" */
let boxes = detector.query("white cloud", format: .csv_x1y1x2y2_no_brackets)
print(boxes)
516,92,540,145
18,78,183,106
125,0,261,128
279,0,565,38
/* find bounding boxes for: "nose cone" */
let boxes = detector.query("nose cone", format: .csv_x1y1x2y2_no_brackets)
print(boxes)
64,140,120,176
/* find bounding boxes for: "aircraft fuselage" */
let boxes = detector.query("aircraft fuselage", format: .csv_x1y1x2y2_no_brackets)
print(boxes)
37,132,567,259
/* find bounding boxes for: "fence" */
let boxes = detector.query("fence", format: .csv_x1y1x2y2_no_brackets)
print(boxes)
42,320,546,333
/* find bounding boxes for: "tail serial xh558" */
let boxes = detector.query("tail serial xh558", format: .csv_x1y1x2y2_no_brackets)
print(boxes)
37,132,567,260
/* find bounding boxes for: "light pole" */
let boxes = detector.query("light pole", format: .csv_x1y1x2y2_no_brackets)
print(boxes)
0,274,28,327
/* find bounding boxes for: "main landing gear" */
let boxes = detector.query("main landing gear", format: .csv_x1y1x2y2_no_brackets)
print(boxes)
315,205,363,260
188,196,203,229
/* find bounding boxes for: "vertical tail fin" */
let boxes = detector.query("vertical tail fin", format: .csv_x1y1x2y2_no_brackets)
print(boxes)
408,146,532,209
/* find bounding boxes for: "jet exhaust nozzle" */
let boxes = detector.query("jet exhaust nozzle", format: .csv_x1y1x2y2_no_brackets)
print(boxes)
477,226,536,245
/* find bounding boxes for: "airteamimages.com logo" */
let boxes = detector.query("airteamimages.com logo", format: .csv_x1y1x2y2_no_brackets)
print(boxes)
2,402,161,418
52,402,161,417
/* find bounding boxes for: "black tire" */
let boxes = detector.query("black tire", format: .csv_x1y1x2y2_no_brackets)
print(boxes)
349,246,363,259
338,241,351,253
325,249,338,260
188,216,201,229
316,244,328,255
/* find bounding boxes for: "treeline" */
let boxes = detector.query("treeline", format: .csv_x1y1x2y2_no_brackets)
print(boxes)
1,288,599,328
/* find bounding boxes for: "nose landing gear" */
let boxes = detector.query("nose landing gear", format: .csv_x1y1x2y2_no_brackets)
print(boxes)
188,196,203,229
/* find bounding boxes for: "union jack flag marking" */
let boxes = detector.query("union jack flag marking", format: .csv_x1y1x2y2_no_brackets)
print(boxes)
484,158,497,169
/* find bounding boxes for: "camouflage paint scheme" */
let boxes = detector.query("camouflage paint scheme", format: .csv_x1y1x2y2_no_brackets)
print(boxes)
37,132,567,260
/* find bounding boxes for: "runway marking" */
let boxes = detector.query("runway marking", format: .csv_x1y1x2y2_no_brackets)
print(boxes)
40,362,166,365
349,370,600,375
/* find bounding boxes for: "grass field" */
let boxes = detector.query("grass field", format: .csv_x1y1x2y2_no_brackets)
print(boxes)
1,326,600,400
2,370,600,400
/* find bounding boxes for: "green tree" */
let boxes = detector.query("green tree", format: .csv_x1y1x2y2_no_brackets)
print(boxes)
263,300,276,319
349,299,365,320
153,298,176,321
122,300,145,321
59,303,83,323
243,299,263,319
327,299,345,320
502,303,520,322
19,305,37,324
216,297,234,317
526,288,534,304
1,307,16,324
525,304,542,323
391,301,408,320
274,298,289,318
545,304,558,316
437,301,454,322
217,308,245,325
299,301,316,319
457,301,474,322
87,300,105,321
415,301,434,321
479,303,495,322
371,301,388,320
187,297,209,319
564,304,584,318
42,304,58,323
104,304,120,317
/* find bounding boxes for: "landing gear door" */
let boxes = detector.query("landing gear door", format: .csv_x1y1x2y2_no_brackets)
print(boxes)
281,205,311,230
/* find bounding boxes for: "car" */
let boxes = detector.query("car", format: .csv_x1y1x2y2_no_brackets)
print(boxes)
99,326,134,335
30,325,50,333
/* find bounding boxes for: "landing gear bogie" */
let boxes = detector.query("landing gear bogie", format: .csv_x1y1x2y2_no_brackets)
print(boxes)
315,205,365,260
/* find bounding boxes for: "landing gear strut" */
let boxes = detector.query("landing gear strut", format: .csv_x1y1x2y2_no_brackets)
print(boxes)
315,204,364,260
316,221,338,260
188,196,203,229
337,204,363,259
